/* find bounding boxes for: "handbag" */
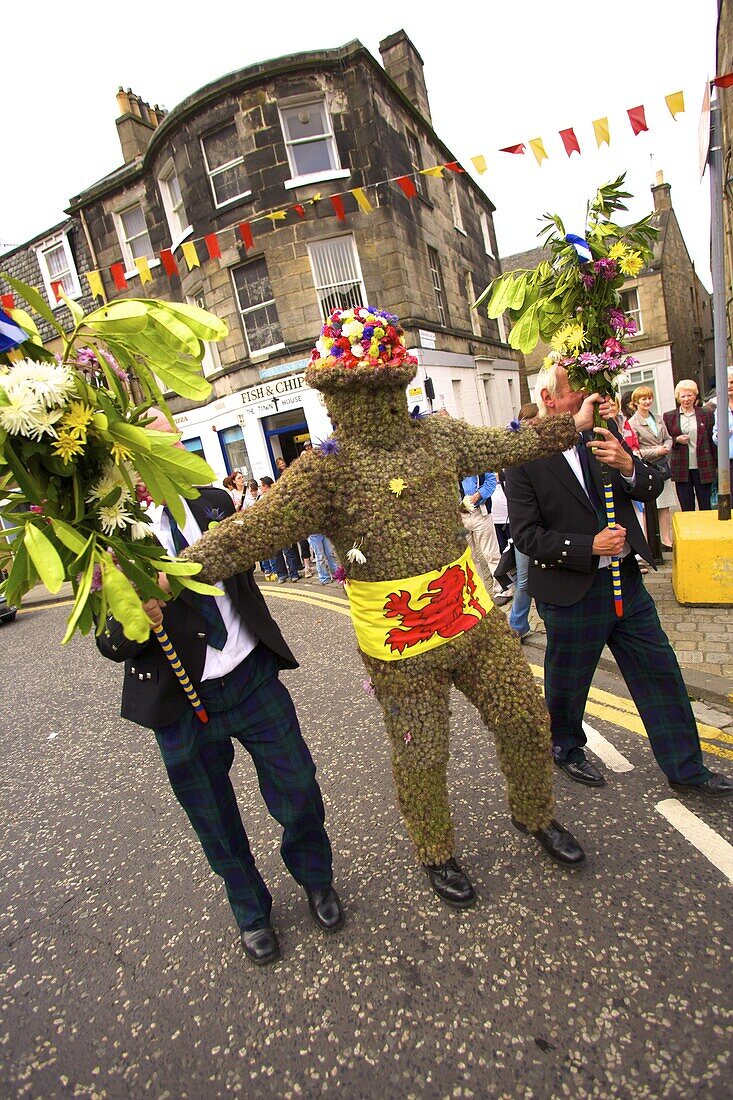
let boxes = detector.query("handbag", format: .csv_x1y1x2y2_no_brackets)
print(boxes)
493,539,517,591
650,456,671,481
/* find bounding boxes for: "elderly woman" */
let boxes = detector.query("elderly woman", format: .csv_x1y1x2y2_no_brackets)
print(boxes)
663,380,716,511
628,386,676,549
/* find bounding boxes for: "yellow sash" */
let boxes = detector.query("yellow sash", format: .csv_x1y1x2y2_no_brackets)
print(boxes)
345,547,493,662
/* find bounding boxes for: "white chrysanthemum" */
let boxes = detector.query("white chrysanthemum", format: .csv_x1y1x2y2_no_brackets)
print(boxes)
128,519,152,541
346,542,367,564
342,319,363,340
350,343,365,358
86,463,133,504
1,359,75,409
23,406,65,441
97,502,134,534
0,391,46,436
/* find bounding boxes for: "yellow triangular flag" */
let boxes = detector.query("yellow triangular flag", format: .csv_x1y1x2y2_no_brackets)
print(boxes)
265,211,287,222
421,165,445,178
593,117,610,148
529,138,548,165
470,155,487,175
134,256,152,284
351,188,373,214
310,192,322,204
181,241,200,271
86,269,106,301
665,91,685,119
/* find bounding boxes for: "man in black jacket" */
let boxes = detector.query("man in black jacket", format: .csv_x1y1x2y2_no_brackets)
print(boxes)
505,363,732,799
97,477,343,965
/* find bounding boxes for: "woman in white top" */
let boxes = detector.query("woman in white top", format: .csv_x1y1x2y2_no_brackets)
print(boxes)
627,385,676,549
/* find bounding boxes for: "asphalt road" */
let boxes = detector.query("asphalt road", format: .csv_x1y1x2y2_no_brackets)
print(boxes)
1,590,731,1099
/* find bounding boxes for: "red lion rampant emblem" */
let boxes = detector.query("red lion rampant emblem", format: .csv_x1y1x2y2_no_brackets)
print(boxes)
382,561,488,654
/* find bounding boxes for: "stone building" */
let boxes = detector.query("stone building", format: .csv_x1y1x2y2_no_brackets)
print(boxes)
717,0,733,362
0,31,518,483
501,173,714,415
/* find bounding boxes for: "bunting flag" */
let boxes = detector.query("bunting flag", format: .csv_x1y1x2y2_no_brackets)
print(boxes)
204,233,221,260
110,264,127,291
181,241,200,271
351,187,373,214
627,105,649,135
86,270,106,300
713,71,733,88
529,137,548,165
471,155,487,174
665,91,685,118
50,280,64,302
310,193,322,204
421,165,445,178
292,204,306,219
134,257,152,284
160,249,179,278
1,294,14,311
593,117,610,148
559,128,581,157
238,222,254,250
265,211,287,222
396,175,418,199
445,161,465,173
500,144,525,155
330,195,346,221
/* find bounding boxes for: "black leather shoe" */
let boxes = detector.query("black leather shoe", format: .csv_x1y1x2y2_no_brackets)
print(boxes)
512,818,586,867
241,924,280,965
669,773,733,800
555,756,606,787
423,857,477,909
493,593,513,607
305,886,344,932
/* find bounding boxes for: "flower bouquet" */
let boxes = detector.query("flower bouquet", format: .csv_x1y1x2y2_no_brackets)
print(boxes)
475,175,658,615
0,275,227,663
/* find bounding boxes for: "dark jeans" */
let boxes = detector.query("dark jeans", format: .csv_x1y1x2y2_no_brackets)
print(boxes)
675,470,712,511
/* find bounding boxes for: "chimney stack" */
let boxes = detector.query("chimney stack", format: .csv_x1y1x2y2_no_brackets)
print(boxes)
379,31,432,125
652,170,672,212
115,87,166,163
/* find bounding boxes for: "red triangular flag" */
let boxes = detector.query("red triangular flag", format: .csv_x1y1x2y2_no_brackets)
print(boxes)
110,263,127,291
396,175,418,199
50,279,64,302
1,293,14,311
559,128,581,156
205,233,221,260
238,222,254,251
713,71,733,88
445,161,465,173
627,105,649,136
160,249,179,278
500,144,526,155
292,204,306,219
330,195,346,221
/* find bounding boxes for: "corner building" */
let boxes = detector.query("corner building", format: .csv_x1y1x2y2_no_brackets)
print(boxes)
64,31,516,481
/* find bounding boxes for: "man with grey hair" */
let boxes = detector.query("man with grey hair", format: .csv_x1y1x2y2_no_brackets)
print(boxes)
504,363,732,799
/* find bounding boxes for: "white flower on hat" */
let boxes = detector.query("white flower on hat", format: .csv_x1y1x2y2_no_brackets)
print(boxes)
350,344,365,358
342,319,363,340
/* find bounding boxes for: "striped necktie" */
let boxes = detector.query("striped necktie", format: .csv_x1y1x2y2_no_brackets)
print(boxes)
163,507,228,650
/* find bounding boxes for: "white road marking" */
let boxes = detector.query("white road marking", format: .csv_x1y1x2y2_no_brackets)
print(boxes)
582,721,635,772
655,799,733,884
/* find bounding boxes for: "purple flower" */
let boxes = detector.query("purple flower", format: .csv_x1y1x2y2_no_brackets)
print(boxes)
594,258,619,282
87,564,103,593
578,352,600,369
331,344,344,358
317,437,341,456
622,356,639,369
101,349,129,382
506,418,522,432
581,272,596,290
624,318,637,336
362,325,375,338
362,678,376,695
204,506,224,522
607,308,625,332
333,564,347,584
75,347,99,367
410,406,426,420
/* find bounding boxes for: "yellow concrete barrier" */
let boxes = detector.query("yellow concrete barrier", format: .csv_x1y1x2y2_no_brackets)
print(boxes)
672,509,733,605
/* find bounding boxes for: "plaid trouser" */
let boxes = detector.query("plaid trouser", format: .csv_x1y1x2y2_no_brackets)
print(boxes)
155,643,333,931
537,556,710,784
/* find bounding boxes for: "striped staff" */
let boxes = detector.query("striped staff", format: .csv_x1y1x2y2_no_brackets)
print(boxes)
602,479,624,618
150,621,209,723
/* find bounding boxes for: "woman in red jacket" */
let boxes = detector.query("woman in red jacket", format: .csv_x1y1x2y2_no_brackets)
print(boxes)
662,380,716,511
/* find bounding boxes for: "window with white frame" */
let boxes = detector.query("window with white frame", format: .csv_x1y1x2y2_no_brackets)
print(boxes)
448,176,465,234
159,166,190,244
201,123,250,208
465,272,481,336
115,203,154,269
480,210,494,258
279,98,342,183
405,130,426,200
187,294,222,377
36,233,81,305
427,246,448,327
231,258,284,356
308,235,367,319
619,287,643,335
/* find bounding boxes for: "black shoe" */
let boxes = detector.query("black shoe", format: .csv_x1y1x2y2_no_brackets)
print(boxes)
555,756,606,787
512,818,586,867
661,544,673,552
493,593,513,607
241,924,280,965
305,886,345,932
423,857,477,909
669,773,733,800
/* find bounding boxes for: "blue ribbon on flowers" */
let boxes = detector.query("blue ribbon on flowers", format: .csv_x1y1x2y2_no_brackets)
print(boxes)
565,234,592,263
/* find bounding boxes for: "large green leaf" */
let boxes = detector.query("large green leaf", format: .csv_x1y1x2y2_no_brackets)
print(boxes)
157,300,228,341
61,554,95,644
101,555,151,642
146,307,201,356
24,524,65,593
508,303,540,353
50,518,89,556
148,359,212,401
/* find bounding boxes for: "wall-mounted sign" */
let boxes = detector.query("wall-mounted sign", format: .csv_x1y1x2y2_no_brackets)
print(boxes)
258,358,310,381
418,329,436,350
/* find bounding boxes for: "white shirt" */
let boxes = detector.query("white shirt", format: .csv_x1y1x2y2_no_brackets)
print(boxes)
148,501,257,680
562,448,631,569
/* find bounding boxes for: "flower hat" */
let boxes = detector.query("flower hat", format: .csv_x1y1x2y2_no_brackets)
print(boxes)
304,306,418,391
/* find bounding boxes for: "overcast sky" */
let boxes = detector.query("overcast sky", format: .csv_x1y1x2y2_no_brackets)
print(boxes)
1,0,720,289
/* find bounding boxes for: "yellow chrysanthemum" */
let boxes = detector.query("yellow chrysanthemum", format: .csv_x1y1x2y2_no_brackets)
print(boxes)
52,431,85,464
389,477,407,497
551,322,586,355
608,242,628,261
619,251,643,277
110,441,133,465
61,401,95,440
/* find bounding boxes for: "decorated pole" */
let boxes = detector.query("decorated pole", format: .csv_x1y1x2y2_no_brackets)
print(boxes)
601,469,624,617
151,622,209,723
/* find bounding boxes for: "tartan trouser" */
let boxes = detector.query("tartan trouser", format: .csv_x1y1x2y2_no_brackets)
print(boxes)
154,643,333,931
537,556,710,785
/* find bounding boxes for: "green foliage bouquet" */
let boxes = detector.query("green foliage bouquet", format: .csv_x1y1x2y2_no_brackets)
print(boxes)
476,175,658,404
0,275,227,643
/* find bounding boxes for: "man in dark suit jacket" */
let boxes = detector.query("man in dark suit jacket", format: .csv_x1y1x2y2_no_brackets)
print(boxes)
97,480,343,965
505,363,732,800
